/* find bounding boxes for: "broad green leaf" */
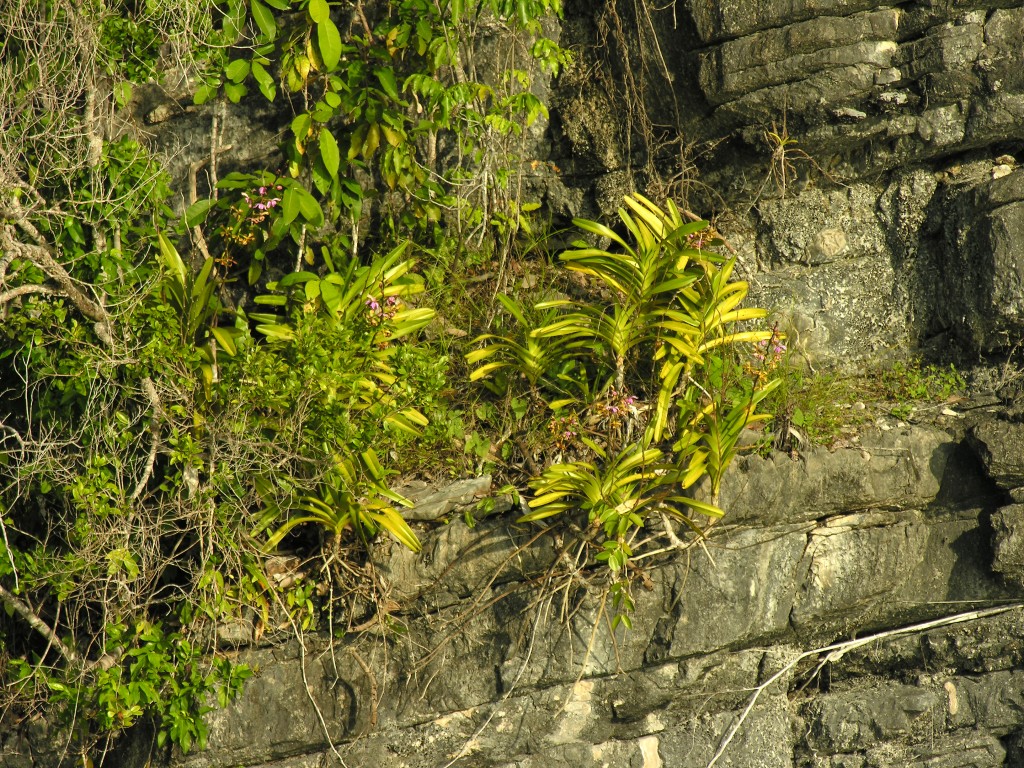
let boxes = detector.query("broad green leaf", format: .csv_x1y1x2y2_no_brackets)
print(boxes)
365,506,421,552
385,411,425,436
319,127,340,178
185,198,216,228
282,186,301,224
246,311,282,323
362,123,381,159
211,326,240,356
375,68,401,101
251,60,276,101
192,257,215,302
572,217,632,252
518,504,572,522
317,18,342,70
113,81,132,108
224,81,247,103
250,0,277,39
468,361,508,381
389,307,435,338
256,323,296,340
381,124,403,147
348,123,368,160
308,0,329,22
295,187,323,225
278,270,320,287
157,233,187,286
676,497,725,519
193,82,218,105
291,112,312,146
225,59,250,83
253,294,287,305
223,0,246,39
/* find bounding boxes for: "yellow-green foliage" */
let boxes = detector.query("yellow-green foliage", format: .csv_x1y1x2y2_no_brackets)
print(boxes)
468,194,781,626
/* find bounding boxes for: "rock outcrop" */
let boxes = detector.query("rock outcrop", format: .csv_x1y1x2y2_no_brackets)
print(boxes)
23,412,1008,768
551,0,1024,362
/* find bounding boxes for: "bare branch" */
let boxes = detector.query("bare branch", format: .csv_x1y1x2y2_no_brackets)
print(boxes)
130,377,164,502
0,581,80,667
0,223,113,345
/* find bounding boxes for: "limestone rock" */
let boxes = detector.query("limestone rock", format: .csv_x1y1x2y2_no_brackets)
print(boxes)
967,419,1024,491
991,504,1024,588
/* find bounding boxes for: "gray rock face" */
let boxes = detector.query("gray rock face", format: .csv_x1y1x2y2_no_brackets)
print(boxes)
550,0,1024,362
931,167,1024,352
33,419,1014,768
6,414,1022,768
991,504,1024,587
967,418,1024,492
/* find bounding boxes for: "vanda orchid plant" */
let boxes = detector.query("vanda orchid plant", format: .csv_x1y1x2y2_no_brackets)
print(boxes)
468,193,781,627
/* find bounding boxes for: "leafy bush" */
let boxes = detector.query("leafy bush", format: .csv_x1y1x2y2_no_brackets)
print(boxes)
468,194,781,626
1,0,563,754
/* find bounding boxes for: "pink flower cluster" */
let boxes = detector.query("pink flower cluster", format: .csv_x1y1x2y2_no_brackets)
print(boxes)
745,326,786,384
753,338,786,362
548,413,581,451
242,185,283,214
599,387,637,422
365,295,400,327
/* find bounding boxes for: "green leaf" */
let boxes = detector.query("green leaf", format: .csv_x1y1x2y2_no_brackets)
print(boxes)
193,82,218,105
255,323,296,340
250,0,277,39
319,127,340,178
316,18,342,70
362,123,380,159
211,326,240,356
253,294,288,306
185,198,216,228
281,186,301,224
296,188,323,225
308,0,329,22
366,506,421,552
311,157,332,195
224,81,247,103
225,59,250,83
278,270,319,287
223,0,246,40
375,68,401,101
158,233,187,286
113,81,132,108
251,60,276,101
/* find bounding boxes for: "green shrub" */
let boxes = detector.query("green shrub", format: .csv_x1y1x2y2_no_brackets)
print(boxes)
468,194,781,626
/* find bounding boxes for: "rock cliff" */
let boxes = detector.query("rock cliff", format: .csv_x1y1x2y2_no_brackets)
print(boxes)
70,413,1024,768
551,0,1024,363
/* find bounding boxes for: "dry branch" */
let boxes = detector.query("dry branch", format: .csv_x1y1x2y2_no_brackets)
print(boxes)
0,223,113,344
0,581,79,667
706,604,1024,768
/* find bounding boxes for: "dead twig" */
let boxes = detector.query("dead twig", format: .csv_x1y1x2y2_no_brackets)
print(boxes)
706,604,1024,768
0,582,80,667
130,377,165,501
